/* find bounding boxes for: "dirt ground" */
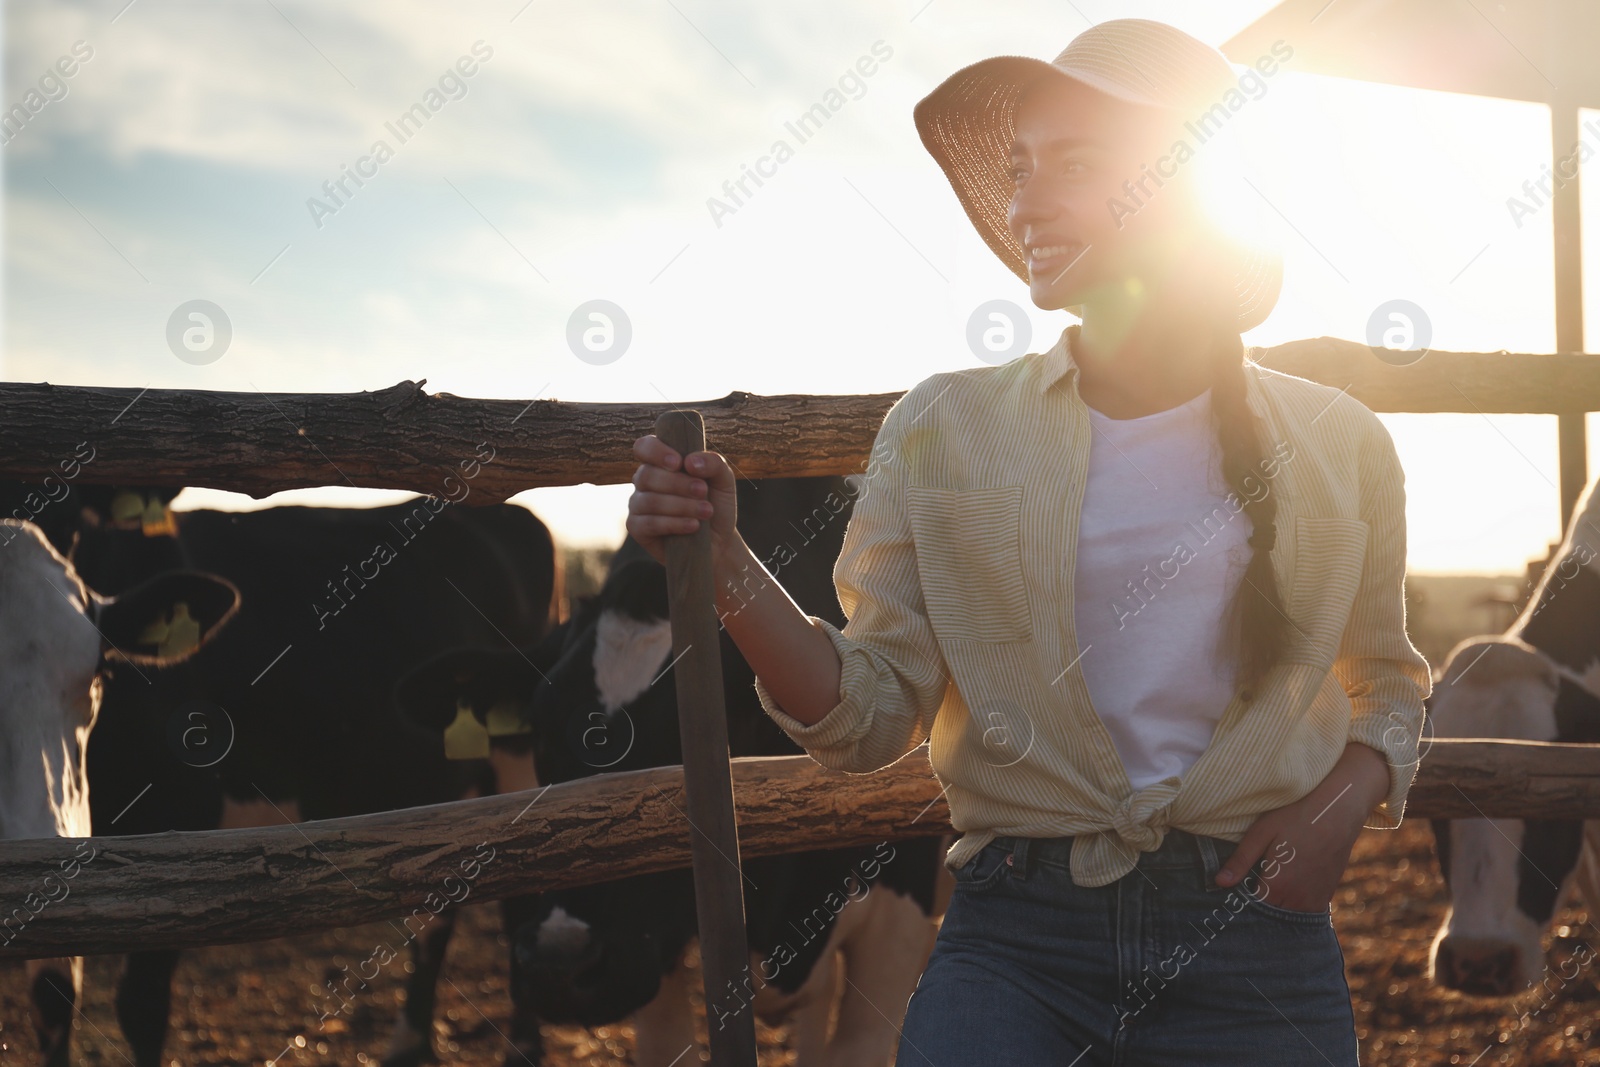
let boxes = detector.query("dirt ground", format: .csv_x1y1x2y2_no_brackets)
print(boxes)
2,818,1598,1067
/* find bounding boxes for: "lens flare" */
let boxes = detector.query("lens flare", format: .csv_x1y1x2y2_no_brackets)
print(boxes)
1189,123,1279,261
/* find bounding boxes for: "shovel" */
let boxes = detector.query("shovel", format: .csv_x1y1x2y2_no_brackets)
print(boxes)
653,409,760,1066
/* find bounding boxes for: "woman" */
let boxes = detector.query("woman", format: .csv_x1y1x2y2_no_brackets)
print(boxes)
627,19,1430,1066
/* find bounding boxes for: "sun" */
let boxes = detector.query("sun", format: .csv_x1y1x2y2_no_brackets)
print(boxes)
1187,119,1281,264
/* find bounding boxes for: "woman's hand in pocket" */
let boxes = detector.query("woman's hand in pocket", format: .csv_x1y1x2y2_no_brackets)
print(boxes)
1212,741,1392,911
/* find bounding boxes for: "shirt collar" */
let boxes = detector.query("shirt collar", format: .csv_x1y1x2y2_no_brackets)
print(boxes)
1033,322,1268,421
1033,324,1078,396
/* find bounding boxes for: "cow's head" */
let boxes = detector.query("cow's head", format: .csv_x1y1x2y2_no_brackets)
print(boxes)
1424,635,1598,995
508,870,697,1026
0,520,238,839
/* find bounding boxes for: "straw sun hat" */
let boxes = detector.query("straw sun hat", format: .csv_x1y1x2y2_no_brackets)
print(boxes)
914,18,1283,332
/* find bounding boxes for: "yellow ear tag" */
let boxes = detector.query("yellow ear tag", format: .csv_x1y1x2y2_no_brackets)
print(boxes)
137,612,171,647
136,603,201,657
142,497,177,537
485,699,531,737
111,491,145,524
443,700,490,760
160,603,201,659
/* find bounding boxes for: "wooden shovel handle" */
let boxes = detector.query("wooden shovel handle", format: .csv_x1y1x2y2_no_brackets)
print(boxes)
653,410,759,1066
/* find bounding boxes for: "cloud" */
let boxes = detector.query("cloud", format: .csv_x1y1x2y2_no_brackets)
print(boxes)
4,0,909,184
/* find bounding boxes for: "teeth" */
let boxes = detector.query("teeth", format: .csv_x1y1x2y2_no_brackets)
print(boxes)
1029,243,1077,259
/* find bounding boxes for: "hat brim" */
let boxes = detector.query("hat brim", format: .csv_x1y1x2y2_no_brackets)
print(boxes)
913,55,1282,334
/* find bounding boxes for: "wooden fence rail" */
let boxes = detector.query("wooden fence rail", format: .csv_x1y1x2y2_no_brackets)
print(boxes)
1,340,1597,500
0,738,1593,960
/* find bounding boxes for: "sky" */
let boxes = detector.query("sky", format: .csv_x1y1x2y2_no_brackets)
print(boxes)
4,0,1598,575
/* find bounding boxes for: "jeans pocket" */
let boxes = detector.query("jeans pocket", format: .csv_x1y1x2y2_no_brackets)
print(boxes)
1242,888,1332,926
1199,837,1330,926
951,841,1013,893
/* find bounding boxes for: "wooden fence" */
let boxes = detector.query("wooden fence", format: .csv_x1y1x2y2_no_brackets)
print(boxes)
1,335,1597,960
1,741,1597,960
3,338,1597,500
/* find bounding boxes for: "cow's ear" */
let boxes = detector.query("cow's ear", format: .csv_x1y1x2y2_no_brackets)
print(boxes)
395,648,486,733
394,647,542,735
96,571,241,665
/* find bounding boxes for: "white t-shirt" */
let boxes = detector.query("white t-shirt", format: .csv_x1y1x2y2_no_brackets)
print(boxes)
1071,385,1253,791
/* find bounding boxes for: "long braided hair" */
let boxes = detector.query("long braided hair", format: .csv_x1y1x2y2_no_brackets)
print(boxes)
1207,320,1288,699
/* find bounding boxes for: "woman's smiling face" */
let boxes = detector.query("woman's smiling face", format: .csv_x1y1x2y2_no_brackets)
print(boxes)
1006,75,1202,312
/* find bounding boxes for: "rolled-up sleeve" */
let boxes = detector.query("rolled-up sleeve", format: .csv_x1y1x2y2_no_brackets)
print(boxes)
754,388,952,773
1335,412,1434,829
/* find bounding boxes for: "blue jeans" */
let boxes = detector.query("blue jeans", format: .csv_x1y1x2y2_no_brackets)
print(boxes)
896,829,1359,1066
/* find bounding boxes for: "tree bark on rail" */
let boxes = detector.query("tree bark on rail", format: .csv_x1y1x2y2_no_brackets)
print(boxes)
0,381,899,503
0,738,1597,959
0,749,948,960
0,342,1596,500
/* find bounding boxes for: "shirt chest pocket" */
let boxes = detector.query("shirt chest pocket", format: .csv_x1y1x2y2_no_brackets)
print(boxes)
1286,515,1368,668
904,485,1033,643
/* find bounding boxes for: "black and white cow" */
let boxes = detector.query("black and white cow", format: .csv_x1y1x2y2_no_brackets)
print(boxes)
0,519,237,1067
1427,476,1600,995
0,483,559,1067
397,476,946,1066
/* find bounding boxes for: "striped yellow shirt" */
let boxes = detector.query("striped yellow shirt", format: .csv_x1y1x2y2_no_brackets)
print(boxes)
754,325,1433,887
